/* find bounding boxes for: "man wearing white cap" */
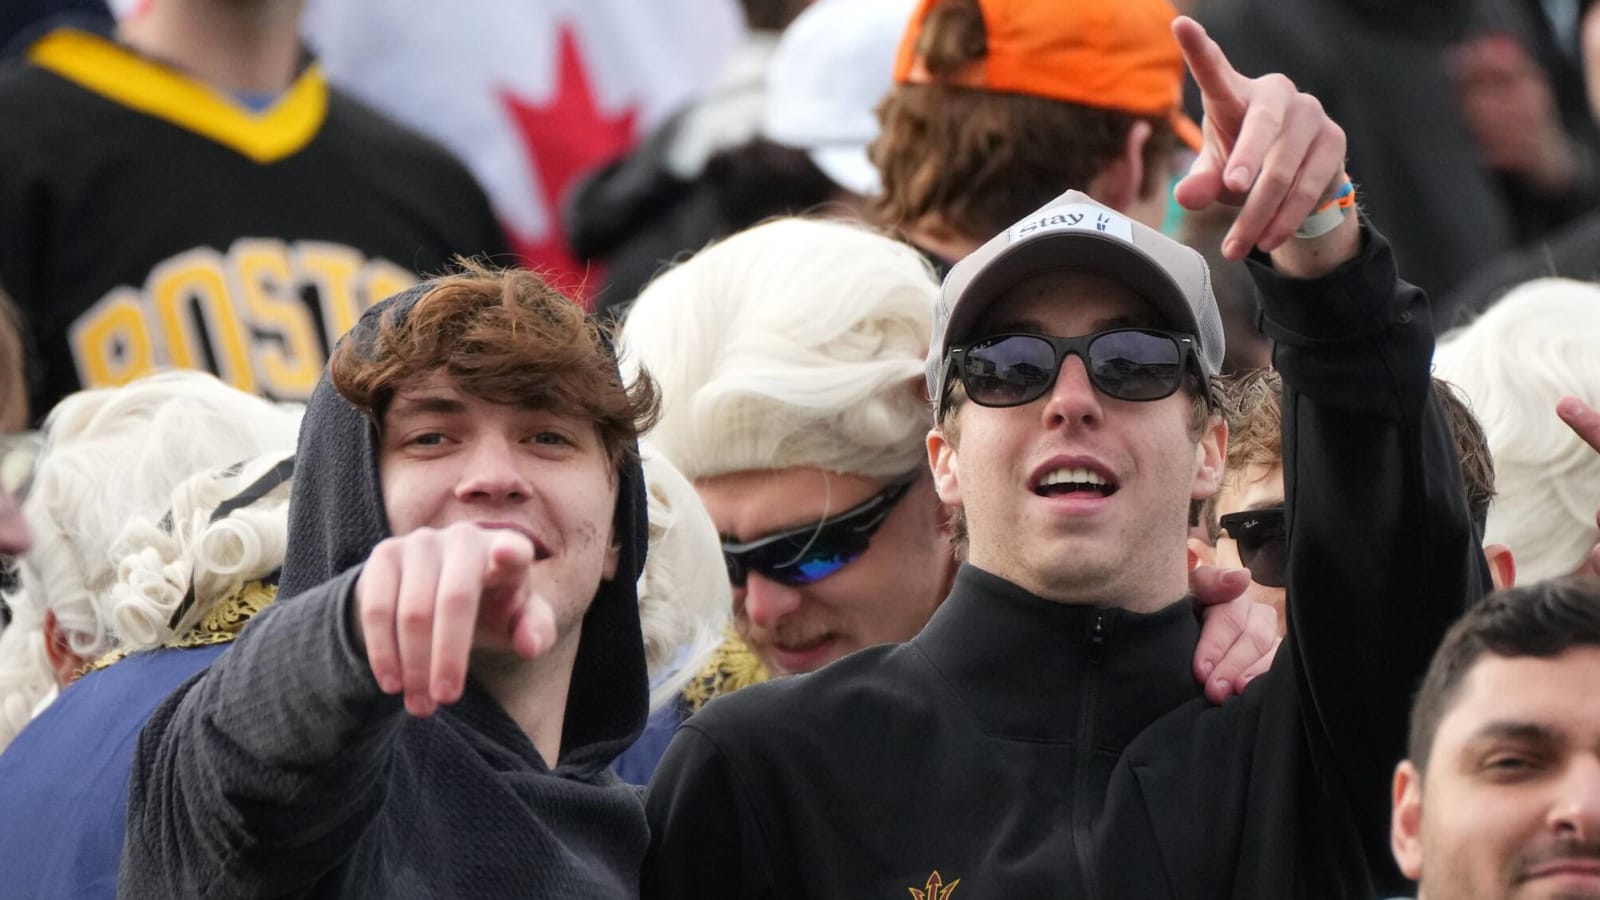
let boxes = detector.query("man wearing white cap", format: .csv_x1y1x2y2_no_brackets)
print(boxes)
644,18,1485,899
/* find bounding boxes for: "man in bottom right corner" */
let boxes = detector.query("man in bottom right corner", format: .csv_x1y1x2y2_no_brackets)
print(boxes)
1391,574,1600,899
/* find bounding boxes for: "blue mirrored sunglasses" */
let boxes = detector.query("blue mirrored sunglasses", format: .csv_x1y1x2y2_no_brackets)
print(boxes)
722,473,918,587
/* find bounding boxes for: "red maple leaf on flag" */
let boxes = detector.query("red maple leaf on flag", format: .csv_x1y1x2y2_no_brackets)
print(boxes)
499,25,640,307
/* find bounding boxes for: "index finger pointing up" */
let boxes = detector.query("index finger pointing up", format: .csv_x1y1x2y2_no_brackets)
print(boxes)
1174,16,1245,119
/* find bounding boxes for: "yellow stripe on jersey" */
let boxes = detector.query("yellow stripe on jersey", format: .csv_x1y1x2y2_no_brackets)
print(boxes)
28,28,327,164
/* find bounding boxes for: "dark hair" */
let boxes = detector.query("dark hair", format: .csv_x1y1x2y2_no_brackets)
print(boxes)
740,0,810,31
870,0,1177,244
1408,577,1600,771
703,139,841,227
329,260,660,469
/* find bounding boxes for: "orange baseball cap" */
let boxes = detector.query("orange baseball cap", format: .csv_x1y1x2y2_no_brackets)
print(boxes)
892,0,1204,151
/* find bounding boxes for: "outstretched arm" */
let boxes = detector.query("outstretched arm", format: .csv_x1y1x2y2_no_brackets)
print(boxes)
120,569,405,897
1175,15,1489,892
120,524,561,897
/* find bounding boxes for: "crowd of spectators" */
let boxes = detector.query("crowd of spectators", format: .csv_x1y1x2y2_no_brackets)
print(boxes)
1,0,1599,898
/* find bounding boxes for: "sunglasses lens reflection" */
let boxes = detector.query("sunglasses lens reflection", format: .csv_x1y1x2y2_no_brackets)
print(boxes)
1087,331,1183,400
961,330,1185,407
778,551,860,586
962,336,1056,406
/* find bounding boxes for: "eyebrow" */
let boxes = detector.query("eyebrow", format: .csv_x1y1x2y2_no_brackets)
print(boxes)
386,395,470,418
1462,720,1564,749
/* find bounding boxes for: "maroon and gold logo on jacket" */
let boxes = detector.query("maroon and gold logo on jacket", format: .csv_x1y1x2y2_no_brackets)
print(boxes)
908,870,959,900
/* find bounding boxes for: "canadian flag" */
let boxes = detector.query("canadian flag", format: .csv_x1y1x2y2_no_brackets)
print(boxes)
298,0,745,298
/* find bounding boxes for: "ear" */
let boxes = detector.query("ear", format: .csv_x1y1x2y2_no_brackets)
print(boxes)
1190,414,1228,503
43,610,89,686
1086,120,1153,212
1391,759,1426,881
1187,536,1217,571
927,427,963,509
1484,542,1515,590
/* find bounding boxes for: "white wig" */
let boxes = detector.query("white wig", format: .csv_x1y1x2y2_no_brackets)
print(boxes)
1434,278,1600,582
619,217,939,481
0,372,301,751
636,444,730,712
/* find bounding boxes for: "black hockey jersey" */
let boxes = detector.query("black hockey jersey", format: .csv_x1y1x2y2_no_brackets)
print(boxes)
0,25,509,415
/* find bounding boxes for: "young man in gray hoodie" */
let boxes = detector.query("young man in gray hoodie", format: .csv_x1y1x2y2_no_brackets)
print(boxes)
120,263,660,898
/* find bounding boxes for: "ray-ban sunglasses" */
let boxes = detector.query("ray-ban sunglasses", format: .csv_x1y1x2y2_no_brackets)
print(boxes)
1218,506,1288,588
947,327,1202,409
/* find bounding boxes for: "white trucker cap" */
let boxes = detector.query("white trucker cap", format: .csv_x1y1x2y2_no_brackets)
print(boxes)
926,189,1225,410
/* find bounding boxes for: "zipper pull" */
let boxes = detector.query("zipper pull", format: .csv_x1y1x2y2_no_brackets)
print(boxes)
1087,611,1107,665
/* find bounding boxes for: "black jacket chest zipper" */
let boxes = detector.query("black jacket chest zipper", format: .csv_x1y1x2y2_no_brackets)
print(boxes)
1071,611,1109,897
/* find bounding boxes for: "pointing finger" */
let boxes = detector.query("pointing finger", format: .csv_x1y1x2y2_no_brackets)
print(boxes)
357,543,404,695
1174,17,1246,123
428,529,488,706
394,536,443,717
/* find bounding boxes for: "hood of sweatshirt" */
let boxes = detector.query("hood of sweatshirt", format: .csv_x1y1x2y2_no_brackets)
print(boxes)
278,282,649,773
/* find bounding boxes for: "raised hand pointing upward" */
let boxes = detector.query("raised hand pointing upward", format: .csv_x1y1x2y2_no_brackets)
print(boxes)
1172,16,1354,269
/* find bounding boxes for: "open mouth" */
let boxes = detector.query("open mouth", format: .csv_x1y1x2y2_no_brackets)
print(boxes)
1033,466,1119,499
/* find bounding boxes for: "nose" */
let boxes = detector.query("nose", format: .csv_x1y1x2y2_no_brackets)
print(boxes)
740,572,804,630
454,434,531,503
1039,353,1104,429
1548,755,1600,842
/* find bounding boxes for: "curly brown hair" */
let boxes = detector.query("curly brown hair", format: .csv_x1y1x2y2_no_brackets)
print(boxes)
870,0,1178,243
330,260,660,469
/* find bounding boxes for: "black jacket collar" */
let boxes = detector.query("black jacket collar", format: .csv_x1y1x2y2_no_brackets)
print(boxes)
913,564,1205,744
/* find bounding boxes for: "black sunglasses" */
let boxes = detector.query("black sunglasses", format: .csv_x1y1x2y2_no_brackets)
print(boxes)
948,328,1200,410
1218,506,1287,588
722,474,918,588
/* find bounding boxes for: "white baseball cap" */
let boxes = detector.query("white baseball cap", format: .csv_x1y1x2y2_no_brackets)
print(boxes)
761,0,919,197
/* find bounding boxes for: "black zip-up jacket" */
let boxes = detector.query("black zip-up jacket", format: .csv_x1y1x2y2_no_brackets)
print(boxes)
642,223,1487,898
